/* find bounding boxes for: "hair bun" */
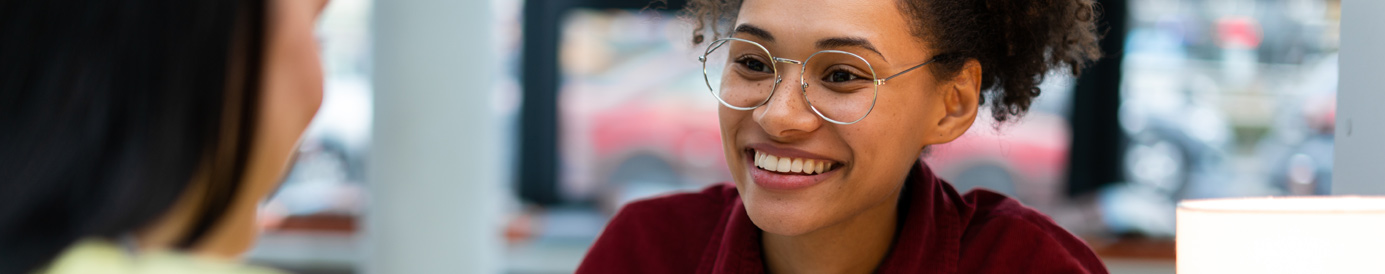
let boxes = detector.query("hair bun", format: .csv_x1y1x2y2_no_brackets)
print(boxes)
938,0,1104,122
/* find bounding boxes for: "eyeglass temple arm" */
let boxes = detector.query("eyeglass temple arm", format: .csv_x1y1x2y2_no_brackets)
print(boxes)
700,39,733,61
875,56,943,86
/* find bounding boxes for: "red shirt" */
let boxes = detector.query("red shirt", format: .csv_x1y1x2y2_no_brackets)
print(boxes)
577,162,1109,273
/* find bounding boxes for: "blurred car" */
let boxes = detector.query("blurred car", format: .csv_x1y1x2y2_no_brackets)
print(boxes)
1258,53,1336,195
555,9,729,212
926,111,1071,209
1120,18,1238,201
1097,0,1340,238
584,91,729,213
1120,102,1234,200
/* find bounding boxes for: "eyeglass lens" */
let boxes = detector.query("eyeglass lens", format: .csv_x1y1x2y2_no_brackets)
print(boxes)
703,39,879,123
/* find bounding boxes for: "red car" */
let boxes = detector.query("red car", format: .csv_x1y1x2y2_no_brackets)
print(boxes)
925,111,1071,210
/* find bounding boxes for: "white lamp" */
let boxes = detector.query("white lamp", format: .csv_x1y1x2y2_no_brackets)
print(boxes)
1177,196,1385,274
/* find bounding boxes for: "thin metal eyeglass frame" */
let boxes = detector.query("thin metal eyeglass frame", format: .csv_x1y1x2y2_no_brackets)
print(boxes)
699,37,940,124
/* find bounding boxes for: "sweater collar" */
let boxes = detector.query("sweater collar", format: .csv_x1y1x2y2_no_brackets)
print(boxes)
706,161,963,273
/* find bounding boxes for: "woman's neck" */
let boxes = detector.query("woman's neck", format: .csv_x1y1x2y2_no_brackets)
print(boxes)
762,190,903,274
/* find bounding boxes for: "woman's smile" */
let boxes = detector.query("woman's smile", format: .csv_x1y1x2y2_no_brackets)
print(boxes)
744,144,845,191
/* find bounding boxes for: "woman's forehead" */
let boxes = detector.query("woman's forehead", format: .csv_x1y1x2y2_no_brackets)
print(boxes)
734,0,924,59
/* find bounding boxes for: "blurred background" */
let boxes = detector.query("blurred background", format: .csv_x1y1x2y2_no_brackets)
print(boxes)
245,0,1343,273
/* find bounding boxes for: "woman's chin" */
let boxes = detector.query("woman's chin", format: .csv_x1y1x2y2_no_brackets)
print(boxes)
741,195,829,236
733,166,840,237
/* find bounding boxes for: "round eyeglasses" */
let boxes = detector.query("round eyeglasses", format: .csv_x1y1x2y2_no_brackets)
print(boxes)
699,38,939,124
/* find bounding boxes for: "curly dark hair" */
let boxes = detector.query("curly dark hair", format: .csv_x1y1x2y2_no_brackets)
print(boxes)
684,0,1104,123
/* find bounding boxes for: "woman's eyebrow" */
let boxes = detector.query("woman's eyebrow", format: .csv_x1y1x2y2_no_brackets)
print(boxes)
733,24,775,42
732,24,886,62
817,37,886,62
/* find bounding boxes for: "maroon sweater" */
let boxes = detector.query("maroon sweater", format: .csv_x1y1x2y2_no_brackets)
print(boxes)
577,162,1108,273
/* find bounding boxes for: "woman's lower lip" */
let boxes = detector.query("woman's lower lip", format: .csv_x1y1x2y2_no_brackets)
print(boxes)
746,153,836,191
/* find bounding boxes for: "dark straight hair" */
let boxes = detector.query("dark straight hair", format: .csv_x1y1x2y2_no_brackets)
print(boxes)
0,0,266,272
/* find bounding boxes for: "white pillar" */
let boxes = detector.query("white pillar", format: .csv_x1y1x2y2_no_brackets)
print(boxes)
1334,0,1385,195
366,0,501,273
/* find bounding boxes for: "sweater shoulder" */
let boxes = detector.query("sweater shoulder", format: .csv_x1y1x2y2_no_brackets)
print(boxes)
956,189,1109,274
576,183,738,273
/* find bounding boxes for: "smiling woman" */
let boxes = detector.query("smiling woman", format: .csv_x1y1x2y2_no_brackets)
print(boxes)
577,0,1105,273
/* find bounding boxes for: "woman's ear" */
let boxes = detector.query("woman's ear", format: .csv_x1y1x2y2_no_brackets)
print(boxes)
922,59,981,144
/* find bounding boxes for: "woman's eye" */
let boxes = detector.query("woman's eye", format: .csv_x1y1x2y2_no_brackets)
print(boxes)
738,58,771,73
825,70,859,82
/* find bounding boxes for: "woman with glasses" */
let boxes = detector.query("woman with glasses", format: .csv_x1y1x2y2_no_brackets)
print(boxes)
0,0,328,273
579,0,1105,273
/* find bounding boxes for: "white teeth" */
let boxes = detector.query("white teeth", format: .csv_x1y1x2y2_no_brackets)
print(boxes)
754,152,761,167
751,149,837,175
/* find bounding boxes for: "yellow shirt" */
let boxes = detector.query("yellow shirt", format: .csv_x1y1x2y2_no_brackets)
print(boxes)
38,239,283,274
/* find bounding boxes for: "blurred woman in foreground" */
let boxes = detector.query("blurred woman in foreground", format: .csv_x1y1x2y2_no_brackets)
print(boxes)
0,0,328,272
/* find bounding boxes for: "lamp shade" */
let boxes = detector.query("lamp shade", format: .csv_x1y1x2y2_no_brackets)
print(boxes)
1177,196,1385,274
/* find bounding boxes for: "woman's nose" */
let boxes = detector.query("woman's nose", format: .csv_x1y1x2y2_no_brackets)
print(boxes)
755,67,822,140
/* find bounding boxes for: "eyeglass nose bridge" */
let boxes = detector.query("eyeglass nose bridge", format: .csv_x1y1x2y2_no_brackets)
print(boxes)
773,57,802,65
770,57,809,91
